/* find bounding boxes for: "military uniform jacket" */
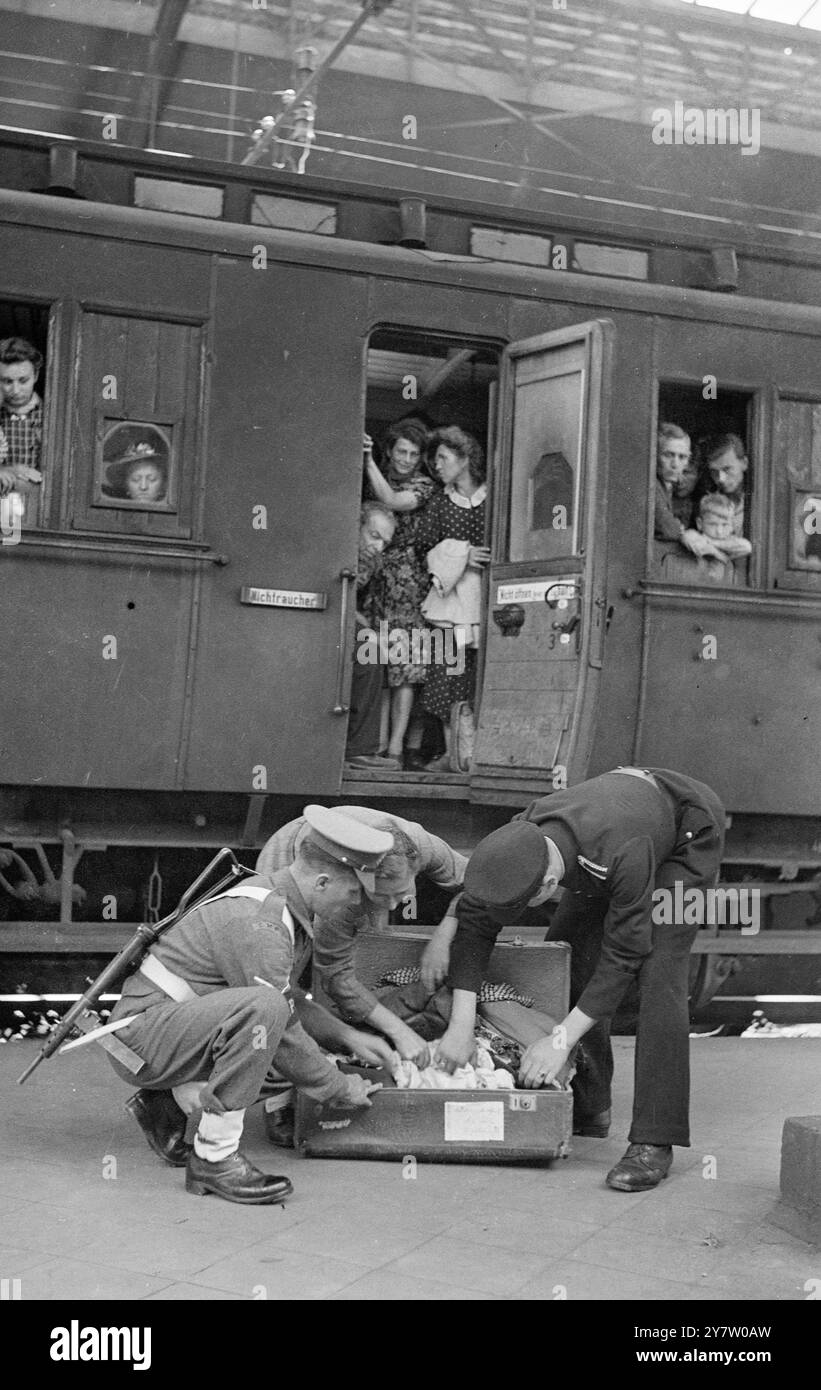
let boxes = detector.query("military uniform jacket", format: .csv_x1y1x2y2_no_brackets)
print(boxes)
114,867,352,1104
256,807,468,1023
450,767,725,1022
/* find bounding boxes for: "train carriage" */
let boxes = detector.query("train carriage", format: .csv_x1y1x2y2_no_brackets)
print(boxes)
0,133,820,1018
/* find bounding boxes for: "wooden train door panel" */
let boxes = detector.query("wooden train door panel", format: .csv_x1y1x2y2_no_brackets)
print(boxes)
473,321,611,792
183,258,369,794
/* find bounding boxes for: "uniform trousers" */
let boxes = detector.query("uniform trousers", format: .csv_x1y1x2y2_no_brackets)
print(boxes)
546,891,698,1148
109,985,291,1115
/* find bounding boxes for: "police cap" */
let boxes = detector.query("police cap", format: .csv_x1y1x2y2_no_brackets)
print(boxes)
464,821,548,924
302,805,393,895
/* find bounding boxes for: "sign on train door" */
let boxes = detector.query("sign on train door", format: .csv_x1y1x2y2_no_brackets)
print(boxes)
472,320,613,795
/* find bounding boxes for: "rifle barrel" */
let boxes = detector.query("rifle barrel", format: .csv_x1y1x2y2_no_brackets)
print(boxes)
16,849,246,1085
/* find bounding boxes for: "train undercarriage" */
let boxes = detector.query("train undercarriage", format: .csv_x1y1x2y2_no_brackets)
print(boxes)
2,783,820,1035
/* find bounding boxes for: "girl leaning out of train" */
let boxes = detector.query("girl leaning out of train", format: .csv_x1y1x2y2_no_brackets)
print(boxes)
413,426,490,773
363,418,437,770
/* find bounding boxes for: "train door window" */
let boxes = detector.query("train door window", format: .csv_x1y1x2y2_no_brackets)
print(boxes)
507,339,586,563
770,396,821,593
0,299,51,534
70,311,204,540
650,381,755,588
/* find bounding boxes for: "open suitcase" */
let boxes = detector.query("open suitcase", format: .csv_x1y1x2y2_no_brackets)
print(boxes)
295,930,573,1164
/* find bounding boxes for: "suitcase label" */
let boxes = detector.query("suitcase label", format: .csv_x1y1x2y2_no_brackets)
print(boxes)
444,1101,505,1142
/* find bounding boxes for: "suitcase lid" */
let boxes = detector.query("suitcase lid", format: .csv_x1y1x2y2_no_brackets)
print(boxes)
353,929,569,1019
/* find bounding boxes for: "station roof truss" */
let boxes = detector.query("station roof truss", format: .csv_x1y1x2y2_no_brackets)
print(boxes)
0,0,819,227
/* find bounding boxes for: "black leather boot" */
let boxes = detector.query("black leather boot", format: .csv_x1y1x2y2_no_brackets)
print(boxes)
125,1089,191,1167
263,1103,295,1149
185,1150,293,1204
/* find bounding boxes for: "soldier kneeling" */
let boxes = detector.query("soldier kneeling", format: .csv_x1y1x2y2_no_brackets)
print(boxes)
107,810,388,1204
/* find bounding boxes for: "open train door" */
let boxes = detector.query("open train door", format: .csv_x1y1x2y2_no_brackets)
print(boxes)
471,320,613,802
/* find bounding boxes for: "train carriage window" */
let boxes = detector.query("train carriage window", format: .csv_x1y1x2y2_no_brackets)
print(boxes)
70,311,204,541
769,397,821,593
96,422,176,513
650,381,754,588
0,299,50,535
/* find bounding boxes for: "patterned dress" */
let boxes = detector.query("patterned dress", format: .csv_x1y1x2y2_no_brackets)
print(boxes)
413,483,487,719
373,471,436,687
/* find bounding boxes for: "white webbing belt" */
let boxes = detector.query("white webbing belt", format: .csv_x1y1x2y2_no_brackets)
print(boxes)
613,766,660,792
139,952,197,1002
139,883,294,1001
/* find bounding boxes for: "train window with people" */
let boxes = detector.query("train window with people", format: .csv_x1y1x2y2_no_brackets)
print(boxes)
355,329,499,774
770,396,821,593
650,382,755,588
0,300,50,535
70,311,204,541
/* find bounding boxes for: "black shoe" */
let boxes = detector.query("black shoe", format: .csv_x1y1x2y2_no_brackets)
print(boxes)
403,750,428,772
573,1107,611,1138
185,1150,294,1204
606,1143,673,1192
126,1088,191,1168
263,1104,295,1149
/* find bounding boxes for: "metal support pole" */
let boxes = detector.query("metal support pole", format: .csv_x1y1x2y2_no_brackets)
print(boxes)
60,828,78,923
242,0,396,166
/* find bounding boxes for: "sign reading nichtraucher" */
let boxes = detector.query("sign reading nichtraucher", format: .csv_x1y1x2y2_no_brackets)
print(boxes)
240,587,327,610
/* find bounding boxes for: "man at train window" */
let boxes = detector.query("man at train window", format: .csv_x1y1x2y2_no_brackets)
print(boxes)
654,423,724,562
702,433,750,539
0,337,44,521
433,767,725,1192
114,806,386,1204
256,803,468,1142
345,501,398,769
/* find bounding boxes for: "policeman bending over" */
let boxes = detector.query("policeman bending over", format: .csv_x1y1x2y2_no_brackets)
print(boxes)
434,766,725,1192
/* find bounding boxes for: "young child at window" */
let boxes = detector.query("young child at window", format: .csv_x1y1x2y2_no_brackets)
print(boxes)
0,337,44,522
676,493,752,587
697,491,752,560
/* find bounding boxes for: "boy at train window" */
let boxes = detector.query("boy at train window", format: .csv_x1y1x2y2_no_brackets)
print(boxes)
0,337,44,492
697,492,751,560
683,492,752,586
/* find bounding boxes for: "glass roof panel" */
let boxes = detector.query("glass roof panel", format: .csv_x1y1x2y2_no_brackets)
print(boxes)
750,0,817,20
683,0,821,22
798,1,821,29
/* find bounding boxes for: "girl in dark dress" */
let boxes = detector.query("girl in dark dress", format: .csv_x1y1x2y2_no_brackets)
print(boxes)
414,427,490,772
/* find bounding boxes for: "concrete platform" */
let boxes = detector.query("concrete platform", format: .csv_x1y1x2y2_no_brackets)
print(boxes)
1,1036,820,1301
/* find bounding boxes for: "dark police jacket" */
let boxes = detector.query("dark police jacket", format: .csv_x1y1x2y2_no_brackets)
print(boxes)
449,767,725,1022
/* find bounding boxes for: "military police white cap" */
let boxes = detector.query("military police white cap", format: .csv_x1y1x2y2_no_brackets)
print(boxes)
302,805,393,895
